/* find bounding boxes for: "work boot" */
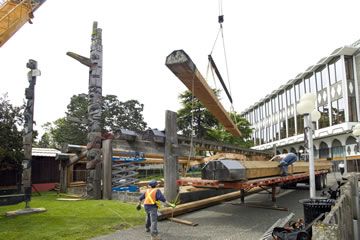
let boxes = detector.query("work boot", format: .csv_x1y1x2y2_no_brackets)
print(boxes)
151,235,161,240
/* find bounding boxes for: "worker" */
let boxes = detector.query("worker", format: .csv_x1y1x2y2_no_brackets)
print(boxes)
269,153,298,176
338,161,345,175
137,180,175,240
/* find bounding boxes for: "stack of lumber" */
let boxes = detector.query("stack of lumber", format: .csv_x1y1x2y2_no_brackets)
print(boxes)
204,153,332,180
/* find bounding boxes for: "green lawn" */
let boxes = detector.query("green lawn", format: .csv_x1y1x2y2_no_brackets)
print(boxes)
0,192,145,240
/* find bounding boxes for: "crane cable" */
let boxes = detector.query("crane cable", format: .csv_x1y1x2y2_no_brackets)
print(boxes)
209,0,239,127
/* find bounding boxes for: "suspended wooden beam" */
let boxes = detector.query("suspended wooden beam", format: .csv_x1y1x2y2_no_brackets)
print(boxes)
166,50,241,137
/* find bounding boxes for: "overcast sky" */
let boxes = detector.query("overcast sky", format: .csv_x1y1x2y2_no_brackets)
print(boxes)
1,0,360,137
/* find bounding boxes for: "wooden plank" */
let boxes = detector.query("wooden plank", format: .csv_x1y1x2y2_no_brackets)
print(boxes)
169,217,198,226
165,50,241,137
158,187,261,219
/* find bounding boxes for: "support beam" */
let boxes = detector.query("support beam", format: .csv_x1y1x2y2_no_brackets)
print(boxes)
102,139,113,200
165,50,241,137
164,110,179,201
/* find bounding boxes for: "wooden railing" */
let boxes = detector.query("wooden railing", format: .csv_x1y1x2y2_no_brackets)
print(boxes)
313,173,360,240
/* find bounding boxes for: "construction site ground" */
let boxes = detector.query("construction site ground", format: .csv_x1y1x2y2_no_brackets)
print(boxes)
93,173,341,240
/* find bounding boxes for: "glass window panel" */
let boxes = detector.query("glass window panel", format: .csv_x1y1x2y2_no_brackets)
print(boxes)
288,117,295,137
345,56,354,80
335,59,343,82
300,80,305,96
319,105,330,128
280,120,286,139
349,96,358,122
287,87,294,106
310,74,316,93
294,83,300,102
321,66,329,88
297,115,304,134
316,71,322,90
329,63,336,85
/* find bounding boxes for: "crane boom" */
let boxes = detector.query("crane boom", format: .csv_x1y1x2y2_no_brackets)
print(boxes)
0,0,46,47
166,49,242,137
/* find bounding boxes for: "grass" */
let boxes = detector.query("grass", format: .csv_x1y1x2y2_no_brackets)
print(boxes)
0,192,145,240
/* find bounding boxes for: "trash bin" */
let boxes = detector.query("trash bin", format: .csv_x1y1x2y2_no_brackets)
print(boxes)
299,198,336,226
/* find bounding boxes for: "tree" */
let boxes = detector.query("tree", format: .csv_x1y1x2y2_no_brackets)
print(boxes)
207,113,254,148
177,90,253,148
177,90,218,139
41,94,147,148
0,94,23,170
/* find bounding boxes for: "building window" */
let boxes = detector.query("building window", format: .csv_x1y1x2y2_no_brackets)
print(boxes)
331,98,345,125
345,56,358,122
288,117,295,137
349,96,358,122
319,142,330,159
310,74,316,93
297,115,304,134
331,139,344,158
328,62,337,85
321,66,329,89
280,119,286,139
273,123,279,141
318,105,330,128
345,56,354,80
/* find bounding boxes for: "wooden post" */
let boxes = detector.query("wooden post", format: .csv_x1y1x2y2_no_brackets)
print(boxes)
102,139,113,200
164,110,179,201
22,59,40,208
67,22,103,199
59,162,68,193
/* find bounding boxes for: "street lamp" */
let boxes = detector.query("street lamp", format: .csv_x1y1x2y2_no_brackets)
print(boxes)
297,93,321,199
352,123,360,173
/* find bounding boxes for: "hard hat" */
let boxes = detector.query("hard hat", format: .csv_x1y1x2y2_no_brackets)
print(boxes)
148,180,158,187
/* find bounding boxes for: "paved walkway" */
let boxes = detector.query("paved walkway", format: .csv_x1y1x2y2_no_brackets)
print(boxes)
93,173,340,240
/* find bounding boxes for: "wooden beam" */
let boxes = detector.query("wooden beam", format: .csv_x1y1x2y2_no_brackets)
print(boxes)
158,187,261,219
165,50,241,137
168,218,198,226
164,110,179,201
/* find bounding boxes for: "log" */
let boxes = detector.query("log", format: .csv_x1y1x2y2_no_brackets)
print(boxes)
168,218,198,226
165,50,241,137
158,187,261,219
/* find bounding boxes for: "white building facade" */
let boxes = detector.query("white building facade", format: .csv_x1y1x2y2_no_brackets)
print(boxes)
241,39,360,170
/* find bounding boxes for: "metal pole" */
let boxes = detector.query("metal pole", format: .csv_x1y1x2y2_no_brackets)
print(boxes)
305,114,316,198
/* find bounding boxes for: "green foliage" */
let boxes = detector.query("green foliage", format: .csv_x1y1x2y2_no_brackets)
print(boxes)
0,192,145,240
177,90,253,148
177,90,219,139
0,94,23,169
40,94,147,148
207,113,254,148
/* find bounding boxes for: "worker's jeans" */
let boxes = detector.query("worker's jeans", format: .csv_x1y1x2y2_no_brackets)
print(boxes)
145,207,158,236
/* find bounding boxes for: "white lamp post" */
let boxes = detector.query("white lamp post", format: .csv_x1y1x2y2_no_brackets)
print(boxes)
297,93,321,199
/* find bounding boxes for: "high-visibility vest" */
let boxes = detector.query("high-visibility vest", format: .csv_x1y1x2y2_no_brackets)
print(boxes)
144,189,160,207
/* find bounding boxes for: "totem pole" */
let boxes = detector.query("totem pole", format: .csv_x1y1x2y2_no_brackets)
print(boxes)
22,59,40,208
67,22,103,199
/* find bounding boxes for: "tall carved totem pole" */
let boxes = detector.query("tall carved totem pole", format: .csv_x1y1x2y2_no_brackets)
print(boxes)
22,59,40,208
67,22,103,199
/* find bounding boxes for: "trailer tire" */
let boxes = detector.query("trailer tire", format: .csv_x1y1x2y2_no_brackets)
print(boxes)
315,175,322,190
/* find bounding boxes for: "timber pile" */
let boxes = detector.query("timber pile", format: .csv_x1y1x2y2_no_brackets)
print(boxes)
204,153,270,162
165,50,241,137
204,153,332,179
158,187,261,220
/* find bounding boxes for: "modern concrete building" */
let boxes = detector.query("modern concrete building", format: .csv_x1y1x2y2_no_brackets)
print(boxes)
241,39,360,171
